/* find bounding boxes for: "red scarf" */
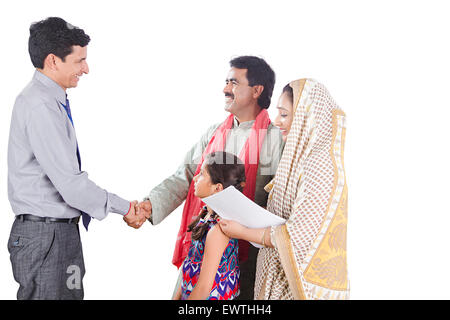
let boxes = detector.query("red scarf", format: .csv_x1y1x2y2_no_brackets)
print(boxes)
172,109,271,268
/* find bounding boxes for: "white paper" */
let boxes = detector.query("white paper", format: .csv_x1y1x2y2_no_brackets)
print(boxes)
202,186,286,248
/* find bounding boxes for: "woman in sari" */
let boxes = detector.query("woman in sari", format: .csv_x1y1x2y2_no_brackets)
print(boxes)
219,79,349,299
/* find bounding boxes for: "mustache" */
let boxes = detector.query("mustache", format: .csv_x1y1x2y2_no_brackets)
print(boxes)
224,93,234,99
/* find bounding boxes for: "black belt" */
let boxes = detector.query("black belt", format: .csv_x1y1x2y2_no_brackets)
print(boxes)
16,214,80,224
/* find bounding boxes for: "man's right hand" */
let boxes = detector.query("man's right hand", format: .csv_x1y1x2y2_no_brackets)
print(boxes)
123,200,146,229
137,200,152,220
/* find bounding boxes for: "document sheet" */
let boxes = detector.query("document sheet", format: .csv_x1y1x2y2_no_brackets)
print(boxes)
202,186,286,248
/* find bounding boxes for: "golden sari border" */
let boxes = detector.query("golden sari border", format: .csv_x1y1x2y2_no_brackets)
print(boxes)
274,224,306,300
291,78,306,114
303,109,348,291
303,109,345,266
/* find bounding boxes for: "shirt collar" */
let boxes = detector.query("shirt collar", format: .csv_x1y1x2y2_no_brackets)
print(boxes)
233,116,255,129
33,69,67,105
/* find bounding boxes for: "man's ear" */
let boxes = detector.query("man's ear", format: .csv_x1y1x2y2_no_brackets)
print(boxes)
43,54,58,71
252,85,264,99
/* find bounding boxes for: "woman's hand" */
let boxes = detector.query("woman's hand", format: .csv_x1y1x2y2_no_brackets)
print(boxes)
218,218,247,239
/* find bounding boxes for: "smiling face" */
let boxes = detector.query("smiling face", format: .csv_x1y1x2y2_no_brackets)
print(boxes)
223,67,256,115
274,91,294,141
53,45,89,90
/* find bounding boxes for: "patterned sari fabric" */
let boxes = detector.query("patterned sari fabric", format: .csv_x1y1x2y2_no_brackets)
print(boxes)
255,79,349,300
181,217,240,300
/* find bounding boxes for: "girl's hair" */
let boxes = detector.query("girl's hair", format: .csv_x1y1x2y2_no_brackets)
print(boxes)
188,151,246,241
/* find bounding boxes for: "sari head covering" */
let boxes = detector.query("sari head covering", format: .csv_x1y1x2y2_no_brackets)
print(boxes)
255,79,349,299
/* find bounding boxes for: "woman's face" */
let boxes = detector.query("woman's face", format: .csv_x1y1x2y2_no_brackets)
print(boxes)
274,91,294,141
193,163,222,198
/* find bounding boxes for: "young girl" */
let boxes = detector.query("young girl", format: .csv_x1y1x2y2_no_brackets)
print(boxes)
173,151,246,300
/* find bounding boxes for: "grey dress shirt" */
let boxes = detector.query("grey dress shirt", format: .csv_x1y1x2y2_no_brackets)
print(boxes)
7,70,130,220
147,116,285,225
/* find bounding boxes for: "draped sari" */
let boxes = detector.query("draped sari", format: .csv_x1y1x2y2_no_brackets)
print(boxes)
255,79,349,300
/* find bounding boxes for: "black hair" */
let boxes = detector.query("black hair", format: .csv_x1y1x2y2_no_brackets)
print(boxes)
188,151,246,241
229,56,276,109
282,83,294,103
28,17,90,69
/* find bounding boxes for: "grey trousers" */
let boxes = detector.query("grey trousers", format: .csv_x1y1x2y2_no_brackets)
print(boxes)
7,218,86,300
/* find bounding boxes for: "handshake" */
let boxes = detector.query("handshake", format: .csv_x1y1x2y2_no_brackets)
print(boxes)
123,200,152,229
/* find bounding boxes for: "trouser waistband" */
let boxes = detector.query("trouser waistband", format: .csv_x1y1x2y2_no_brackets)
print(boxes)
16,214,80,224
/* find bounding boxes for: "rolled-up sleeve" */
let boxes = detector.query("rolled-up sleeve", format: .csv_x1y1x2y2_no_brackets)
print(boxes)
26,102,130,220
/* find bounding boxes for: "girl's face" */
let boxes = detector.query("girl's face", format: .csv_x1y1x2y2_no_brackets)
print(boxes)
273,91,294,142
193,163,223,198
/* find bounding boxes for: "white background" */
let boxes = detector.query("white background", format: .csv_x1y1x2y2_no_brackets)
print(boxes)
1,0,449,300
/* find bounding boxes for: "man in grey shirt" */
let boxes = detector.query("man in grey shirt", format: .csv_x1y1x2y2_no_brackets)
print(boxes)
133,56,284,299
7,17,148,300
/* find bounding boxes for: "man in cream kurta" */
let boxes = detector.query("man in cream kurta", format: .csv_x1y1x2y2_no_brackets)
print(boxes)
138,56,284,300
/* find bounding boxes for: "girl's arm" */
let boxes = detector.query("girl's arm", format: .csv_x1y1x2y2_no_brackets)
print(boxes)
187,225,230,300
218,219,275,249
